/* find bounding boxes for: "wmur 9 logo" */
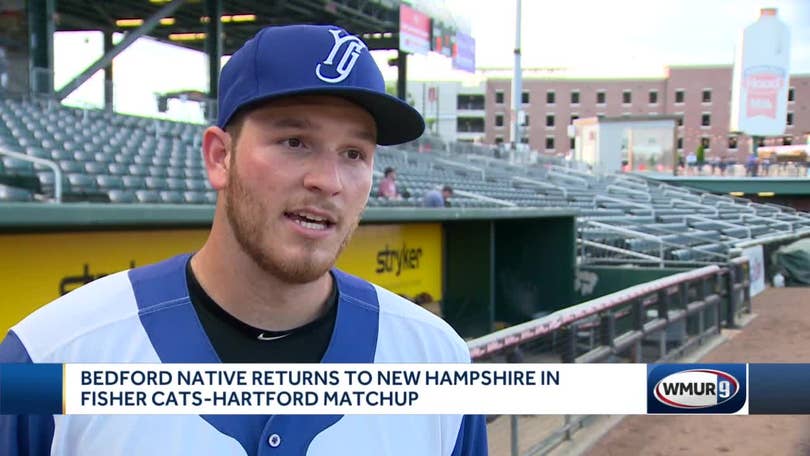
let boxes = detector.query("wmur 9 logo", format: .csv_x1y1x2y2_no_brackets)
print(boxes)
647,364,747,414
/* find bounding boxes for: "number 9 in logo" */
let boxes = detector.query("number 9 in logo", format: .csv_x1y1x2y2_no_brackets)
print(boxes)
718,380,731,399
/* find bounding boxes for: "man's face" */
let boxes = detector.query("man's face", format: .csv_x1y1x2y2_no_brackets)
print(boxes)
224,95,376,283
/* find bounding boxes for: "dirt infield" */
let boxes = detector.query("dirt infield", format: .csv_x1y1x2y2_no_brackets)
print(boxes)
584,287,810,456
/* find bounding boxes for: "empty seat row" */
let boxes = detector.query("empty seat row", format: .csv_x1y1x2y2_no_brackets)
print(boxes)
108,189,216,205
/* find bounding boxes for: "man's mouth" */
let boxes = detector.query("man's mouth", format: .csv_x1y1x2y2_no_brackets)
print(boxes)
284,211,336,231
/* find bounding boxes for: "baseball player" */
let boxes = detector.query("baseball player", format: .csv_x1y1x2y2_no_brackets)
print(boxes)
0,25,488,455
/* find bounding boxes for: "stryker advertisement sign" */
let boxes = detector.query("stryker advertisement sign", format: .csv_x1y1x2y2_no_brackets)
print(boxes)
337,223,443,302
0,223,443,335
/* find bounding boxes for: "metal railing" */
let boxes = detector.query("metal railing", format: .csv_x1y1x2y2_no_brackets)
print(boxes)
578,219,731,267
468,258,751,456
0,146,62,203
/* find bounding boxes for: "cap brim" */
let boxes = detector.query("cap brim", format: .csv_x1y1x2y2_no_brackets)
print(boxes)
227,87,425,146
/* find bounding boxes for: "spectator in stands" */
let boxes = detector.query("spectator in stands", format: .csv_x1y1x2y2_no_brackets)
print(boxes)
0,24,487,456
423,185,453,208
719,155,728,176
747,153,759,177
377,166,401,199
686,151,697,175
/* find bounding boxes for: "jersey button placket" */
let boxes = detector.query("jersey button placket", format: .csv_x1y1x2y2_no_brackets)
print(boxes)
267,433,281,448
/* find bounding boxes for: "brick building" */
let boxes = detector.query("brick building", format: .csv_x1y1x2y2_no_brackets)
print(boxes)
484,65,809,162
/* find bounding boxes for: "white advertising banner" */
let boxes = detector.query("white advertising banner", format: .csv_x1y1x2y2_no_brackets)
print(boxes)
399,5,431,55
743,244,766,296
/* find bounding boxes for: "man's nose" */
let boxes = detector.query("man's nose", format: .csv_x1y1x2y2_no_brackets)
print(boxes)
303,155,343,196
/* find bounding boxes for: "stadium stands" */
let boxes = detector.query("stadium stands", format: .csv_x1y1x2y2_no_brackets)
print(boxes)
1,97,809,267
0,97,210,203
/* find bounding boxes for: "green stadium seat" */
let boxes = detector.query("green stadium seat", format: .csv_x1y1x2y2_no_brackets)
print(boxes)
145,176,167,190
135,189,160,203
148,166,168,178
66,174,97,192
133,155,151,166
152,157,170,167
0,184,33,202
73,151,93,162
58,160,84,174
96,175,124,190
37,172,69,194
84,162,108,175
122,176,146,190
107,189,137,204
113,153,133,164
183,191,207,204
166,178,184,191
167,168,185,179
184,179,206,191
159,190,184,204
128,164,149,176
107,163,128,175
2,157,35,176
93,152,113,163
186,168,206,179
25,146,48,158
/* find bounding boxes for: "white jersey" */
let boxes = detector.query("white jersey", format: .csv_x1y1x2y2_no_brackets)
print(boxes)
0,254,488,456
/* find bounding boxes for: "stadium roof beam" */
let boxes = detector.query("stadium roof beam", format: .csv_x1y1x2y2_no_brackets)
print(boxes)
55,0,188,101
296,0,394,31
54,0,403,56
205,0,222,122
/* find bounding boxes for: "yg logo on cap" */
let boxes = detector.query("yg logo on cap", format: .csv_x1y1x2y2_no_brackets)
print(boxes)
316,29,367,83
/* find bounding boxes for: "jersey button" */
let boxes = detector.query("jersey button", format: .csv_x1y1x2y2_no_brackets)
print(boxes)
268,433,281,448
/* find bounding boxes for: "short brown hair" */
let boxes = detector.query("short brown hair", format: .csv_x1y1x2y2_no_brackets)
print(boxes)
224,110,248,146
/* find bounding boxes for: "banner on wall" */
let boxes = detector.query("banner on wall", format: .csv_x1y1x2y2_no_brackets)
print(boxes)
452,31,475,73
742,244,766,296
399,4,430,54
0,224,443,334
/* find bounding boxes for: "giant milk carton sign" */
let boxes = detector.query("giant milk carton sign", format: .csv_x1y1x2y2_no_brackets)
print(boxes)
730,8,791,136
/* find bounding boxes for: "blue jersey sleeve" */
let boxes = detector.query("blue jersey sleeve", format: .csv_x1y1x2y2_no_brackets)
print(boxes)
451,414,488,456
0,331,55,456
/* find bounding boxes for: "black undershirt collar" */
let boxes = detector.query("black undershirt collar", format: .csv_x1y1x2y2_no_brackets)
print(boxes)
185,259,338,363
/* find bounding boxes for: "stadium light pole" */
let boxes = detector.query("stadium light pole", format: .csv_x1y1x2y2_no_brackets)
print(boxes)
510,0,523,163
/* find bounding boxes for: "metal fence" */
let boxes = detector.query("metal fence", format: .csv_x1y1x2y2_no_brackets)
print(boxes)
468,257,751,456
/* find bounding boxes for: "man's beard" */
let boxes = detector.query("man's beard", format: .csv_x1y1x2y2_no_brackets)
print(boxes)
225,159,360,284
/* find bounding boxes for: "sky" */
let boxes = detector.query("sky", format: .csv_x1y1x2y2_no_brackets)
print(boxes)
54,0,810,123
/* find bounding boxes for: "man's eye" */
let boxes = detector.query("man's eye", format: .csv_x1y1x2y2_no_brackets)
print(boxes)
347,149,364,160
285,138,303,148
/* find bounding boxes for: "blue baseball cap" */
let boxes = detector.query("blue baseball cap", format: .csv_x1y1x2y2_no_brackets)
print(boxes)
217,24,425,146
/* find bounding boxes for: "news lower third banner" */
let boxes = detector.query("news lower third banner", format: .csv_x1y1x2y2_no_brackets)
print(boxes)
1,363,810,415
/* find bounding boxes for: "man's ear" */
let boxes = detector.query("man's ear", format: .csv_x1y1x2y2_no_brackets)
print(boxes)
202,126,232,190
